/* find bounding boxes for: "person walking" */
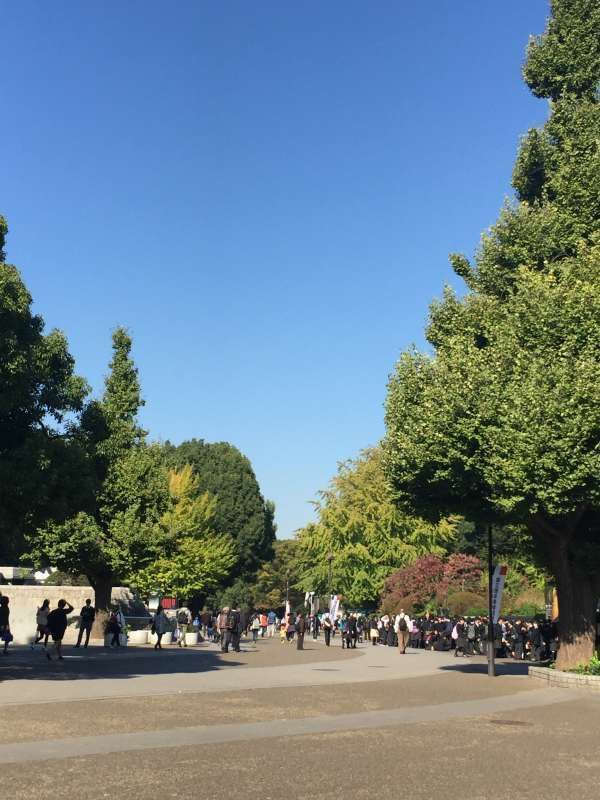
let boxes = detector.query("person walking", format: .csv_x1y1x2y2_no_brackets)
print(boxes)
216,607,229,647
259,612,268,637
295,612,306,650
46,599,74,661
34,599,50,648
176,605,192,647
285,613,296,644
267,610,277,637
153,604,169,650
74,598,96,648
251,614,261,642
222,607,241,653
395,610,411,654
0,596,11,655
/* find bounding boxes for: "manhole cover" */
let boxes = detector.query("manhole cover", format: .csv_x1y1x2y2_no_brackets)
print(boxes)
489,720,532,727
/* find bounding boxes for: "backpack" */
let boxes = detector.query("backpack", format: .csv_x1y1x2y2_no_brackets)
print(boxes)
226,612,237,631
177,609,189,624
398,617,408,632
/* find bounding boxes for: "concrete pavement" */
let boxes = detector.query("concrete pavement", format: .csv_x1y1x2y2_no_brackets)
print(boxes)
1,637,598,799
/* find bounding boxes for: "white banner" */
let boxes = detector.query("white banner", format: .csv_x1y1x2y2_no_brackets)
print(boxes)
491,565,508,623
329,594,340,620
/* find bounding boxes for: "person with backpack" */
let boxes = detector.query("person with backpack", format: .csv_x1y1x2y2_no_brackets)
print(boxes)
222,606,241,653
395,610,411,654
176,605,192,647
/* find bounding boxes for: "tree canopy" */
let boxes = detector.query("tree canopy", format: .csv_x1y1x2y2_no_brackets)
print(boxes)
0,224,88,563
131,466,237,600
28,329,169,609
296,447,457,607
165,439,276,577
384,0,600,668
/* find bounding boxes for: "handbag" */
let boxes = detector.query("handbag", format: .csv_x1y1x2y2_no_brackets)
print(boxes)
2,630,13,643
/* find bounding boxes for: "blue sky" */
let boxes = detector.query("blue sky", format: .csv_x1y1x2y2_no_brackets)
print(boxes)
3,1,549,538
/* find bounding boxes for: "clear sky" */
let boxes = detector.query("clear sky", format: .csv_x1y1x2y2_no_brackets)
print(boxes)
3,1,550,539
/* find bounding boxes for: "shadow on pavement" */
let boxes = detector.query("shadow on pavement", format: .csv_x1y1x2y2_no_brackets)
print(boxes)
0,645,245,683
439,660,531,676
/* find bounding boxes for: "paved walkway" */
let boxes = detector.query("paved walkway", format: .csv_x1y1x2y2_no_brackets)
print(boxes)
0,637,481,705
0,686,575,764
1,637,599,798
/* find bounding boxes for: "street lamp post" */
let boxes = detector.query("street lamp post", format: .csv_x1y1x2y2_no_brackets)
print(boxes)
487,524,496,678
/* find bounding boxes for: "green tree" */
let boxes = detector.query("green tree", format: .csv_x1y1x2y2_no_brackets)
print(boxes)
0,218,89,562
253,539,304,610
384,0,600,667
132,534,236,601
165,439,276,576
131,465,237,601
296,447,457,607
29,329,169,615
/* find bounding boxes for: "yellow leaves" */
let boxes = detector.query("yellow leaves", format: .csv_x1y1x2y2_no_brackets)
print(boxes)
161,465,218,538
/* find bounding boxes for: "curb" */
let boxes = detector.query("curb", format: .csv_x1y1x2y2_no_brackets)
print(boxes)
529,665,600,691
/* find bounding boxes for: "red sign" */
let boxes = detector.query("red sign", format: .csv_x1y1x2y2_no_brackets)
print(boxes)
161,597,177,610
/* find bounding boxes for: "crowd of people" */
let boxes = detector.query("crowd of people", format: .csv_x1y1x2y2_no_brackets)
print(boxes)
0,592,560,664
308,611,560,662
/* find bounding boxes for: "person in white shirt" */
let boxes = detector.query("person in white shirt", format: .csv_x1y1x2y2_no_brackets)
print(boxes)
394,609,411,654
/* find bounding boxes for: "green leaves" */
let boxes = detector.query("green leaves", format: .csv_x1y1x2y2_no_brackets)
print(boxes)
165,439,275,576
0,254,88,562
524,0,600,100
132,533,237,600
296,447,457,606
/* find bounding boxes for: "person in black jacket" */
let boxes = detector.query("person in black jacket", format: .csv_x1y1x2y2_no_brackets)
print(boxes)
528,622,543,661
0,596,10,655
295,613,306,650
347,614,358,649
75,599,96,648
322,614,333,646
46,599,74,661
453,619,469,657
226,607,242,653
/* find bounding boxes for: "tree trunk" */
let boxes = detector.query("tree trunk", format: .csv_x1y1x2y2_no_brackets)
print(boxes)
90,575,113,640
537,528,597,670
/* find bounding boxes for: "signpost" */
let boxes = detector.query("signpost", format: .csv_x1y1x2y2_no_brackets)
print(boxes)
487,525,509,678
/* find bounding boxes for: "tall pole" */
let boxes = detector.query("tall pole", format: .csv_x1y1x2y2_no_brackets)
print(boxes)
487,524,496,678
327,553,333,610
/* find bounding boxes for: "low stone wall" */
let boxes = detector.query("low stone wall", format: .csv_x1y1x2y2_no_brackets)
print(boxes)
529,665,600,691
0,585,134,645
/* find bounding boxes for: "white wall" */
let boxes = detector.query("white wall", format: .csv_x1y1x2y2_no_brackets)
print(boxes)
0,585,134,645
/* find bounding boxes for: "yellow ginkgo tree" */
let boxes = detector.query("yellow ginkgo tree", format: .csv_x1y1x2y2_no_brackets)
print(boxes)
131,465,237,601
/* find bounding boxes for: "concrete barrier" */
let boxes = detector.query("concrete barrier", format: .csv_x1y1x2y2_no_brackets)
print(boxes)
529,665,600,691
0,585,134,645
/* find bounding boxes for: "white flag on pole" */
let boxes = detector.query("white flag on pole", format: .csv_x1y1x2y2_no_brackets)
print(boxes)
491,565,508,623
